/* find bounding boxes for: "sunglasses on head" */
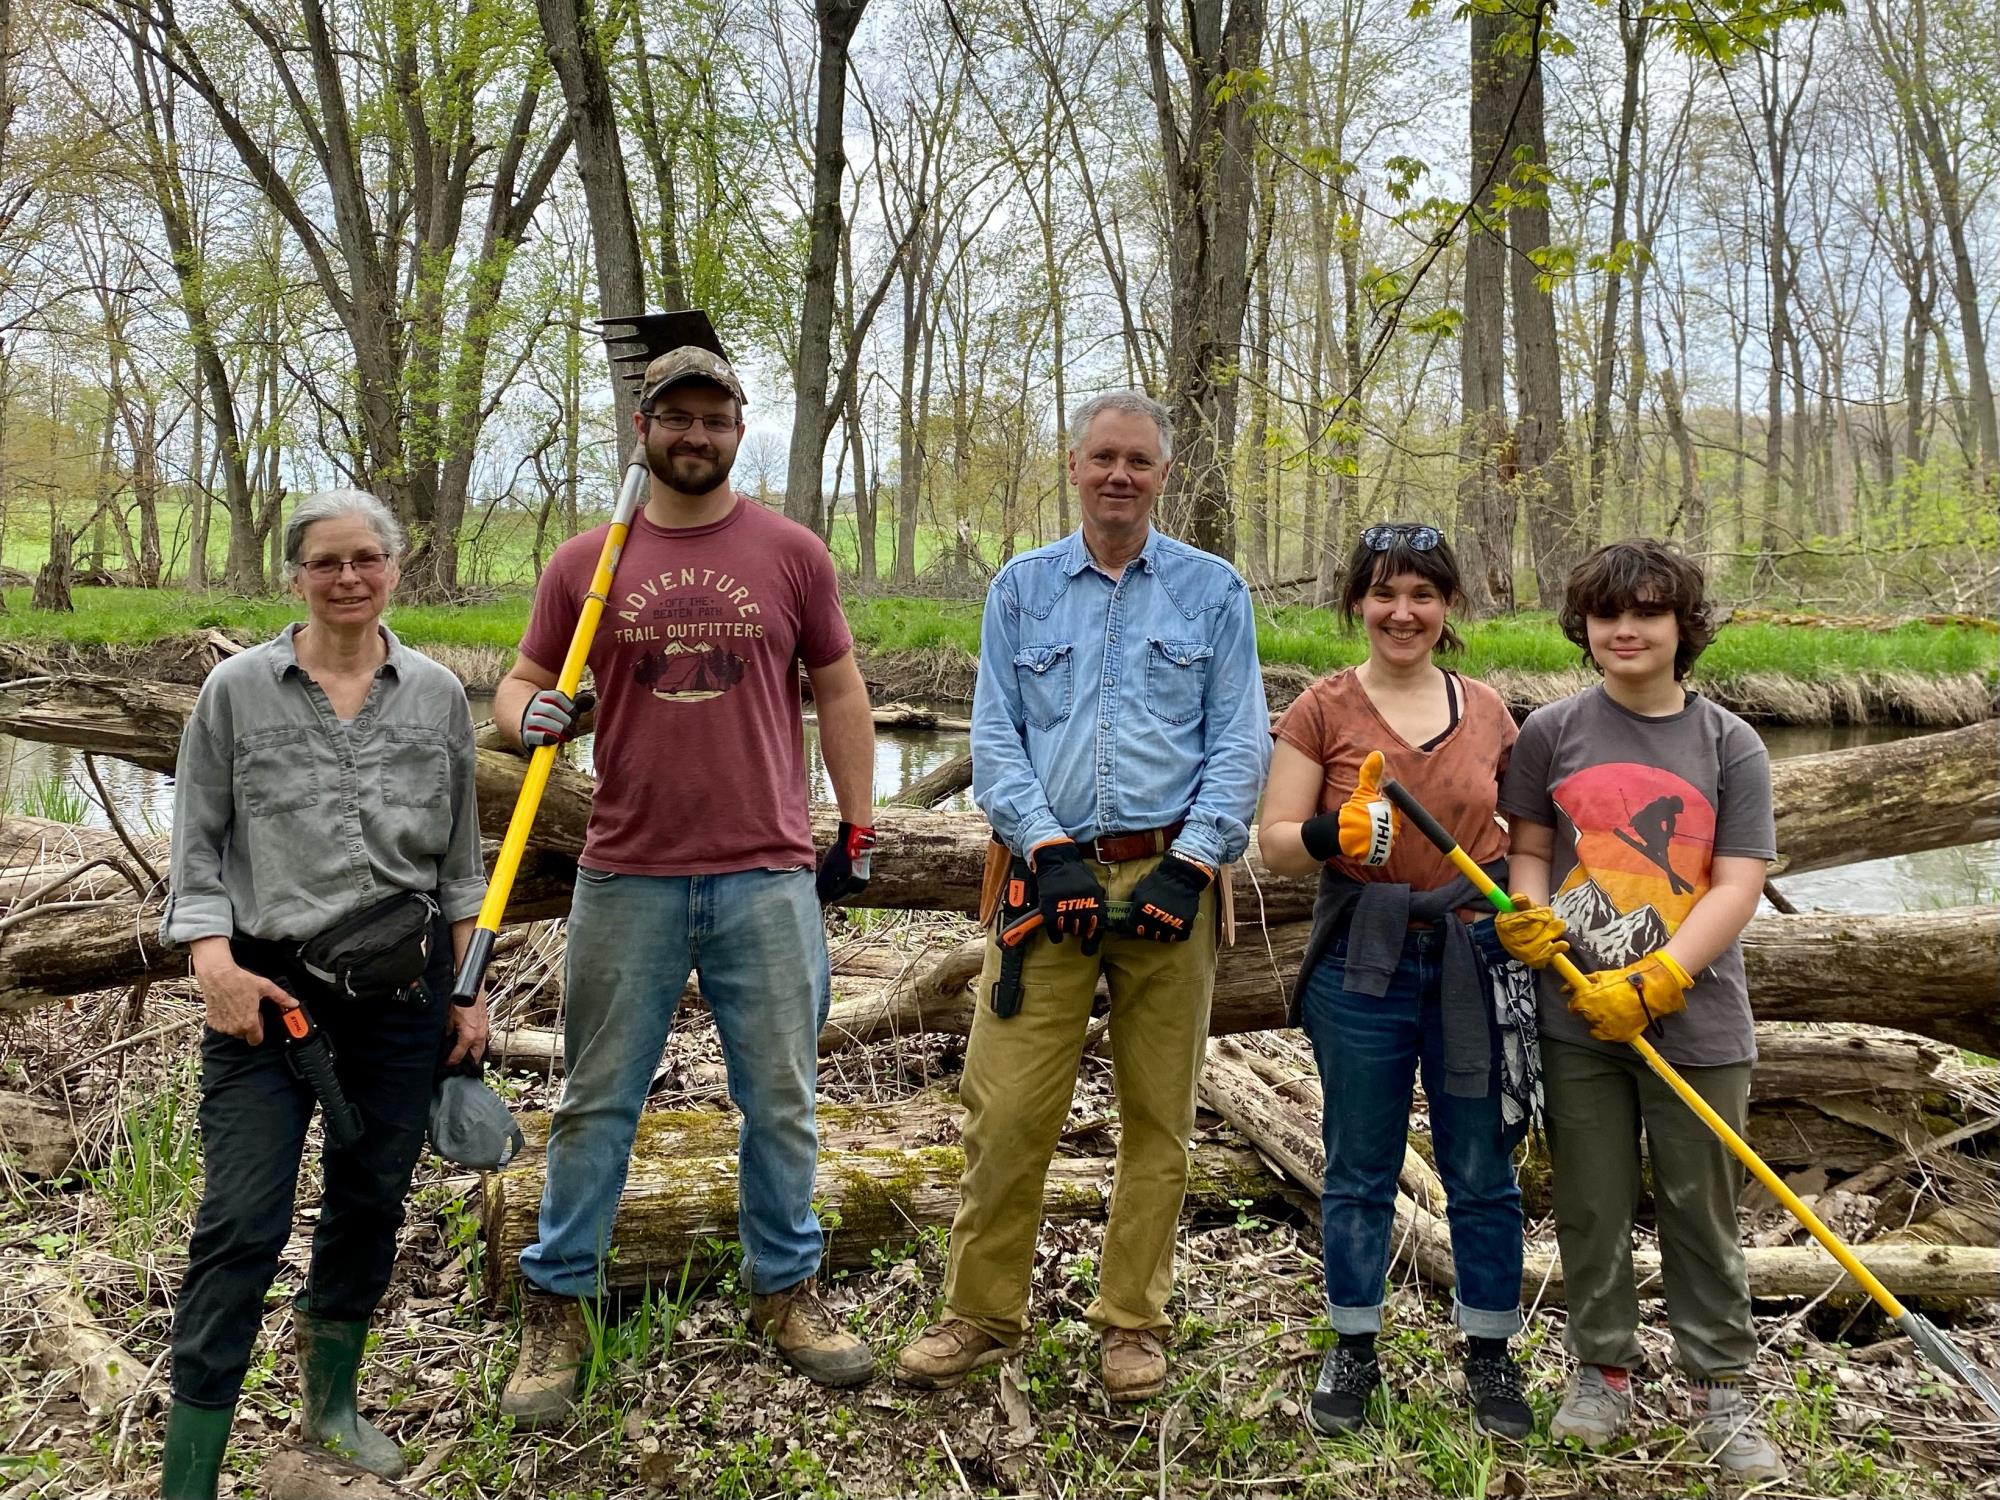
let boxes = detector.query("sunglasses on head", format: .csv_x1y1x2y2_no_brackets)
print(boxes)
1361,523,1442,552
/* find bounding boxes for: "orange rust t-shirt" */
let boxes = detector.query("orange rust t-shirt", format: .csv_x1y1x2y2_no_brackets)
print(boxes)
1272,667,1516,893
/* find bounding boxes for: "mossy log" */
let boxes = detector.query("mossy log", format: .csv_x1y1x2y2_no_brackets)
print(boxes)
479,1103,1289,1302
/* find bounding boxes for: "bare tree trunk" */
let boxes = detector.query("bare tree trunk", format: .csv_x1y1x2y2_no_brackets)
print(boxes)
1585,2,1646,543
1505,10,1579,613
536,0,649,445
785,0,869,536
1456,2,1515,614
1146,0,1267,561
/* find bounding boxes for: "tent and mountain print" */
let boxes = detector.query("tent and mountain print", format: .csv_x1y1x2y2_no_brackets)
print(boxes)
1549,763,1716,970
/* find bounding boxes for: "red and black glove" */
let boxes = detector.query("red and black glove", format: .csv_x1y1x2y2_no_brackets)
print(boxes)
1128,851,1214,943
816,822,876,904
1032,839,1105,956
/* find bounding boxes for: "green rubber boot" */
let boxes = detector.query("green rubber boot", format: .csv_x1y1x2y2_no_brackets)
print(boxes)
160,1401,232,1500
295,1310,407,1479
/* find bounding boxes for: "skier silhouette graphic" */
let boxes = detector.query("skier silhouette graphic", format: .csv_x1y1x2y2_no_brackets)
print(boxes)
1613,794,1695,894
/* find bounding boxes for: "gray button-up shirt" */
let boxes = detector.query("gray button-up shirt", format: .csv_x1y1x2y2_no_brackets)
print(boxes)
162,623,486,945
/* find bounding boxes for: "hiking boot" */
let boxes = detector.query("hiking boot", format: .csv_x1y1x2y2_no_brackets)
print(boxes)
1308,1345,1381,1436
295,1310,406,1478
1694,1382,1788,1482
749,1277,874,1387
1465,1348,1534,1440
1100,1327,1168,1403
160,1400,232,1500
499,1287,586,1430
1550,1364,1633,1449
894,1318,1012,1388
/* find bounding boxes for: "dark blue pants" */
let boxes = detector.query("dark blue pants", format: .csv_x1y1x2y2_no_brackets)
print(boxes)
169,930,450,1409
1300,927,1525,1337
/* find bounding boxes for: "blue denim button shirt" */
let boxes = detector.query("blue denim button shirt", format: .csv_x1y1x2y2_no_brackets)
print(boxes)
971,527,1270,867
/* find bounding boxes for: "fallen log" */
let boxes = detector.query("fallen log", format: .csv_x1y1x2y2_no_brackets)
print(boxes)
1745,1032,1948,1102
887,751,973,810
3,679,1991,913
1767,718,2000,875
813,909,2000,1059
0,1092,79,1177
479,1102,1290,1302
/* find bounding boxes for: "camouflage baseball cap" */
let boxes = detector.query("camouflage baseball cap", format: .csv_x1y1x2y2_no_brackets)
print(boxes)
639,345,747,409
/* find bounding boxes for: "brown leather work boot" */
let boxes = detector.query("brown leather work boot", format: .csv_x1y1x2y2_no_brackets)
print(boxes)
893,1318,1012,1388
749,1278,875,1387
499,1287,587,1430
1101,1327,1169,1403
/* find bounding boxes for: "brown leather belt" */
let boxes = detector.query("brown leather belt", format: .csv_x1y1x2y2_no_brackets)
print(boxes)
1088,823,1185,865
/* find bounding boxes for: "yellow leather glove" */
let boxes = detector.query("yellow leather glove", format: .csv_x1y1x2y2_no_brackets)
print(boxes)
1567,950,1695,1044
1493,896,1568,968
1337,750,1398,865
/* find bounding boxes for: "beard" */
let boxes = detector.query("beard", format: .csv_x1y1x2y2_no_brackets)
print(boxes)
645,442,733,496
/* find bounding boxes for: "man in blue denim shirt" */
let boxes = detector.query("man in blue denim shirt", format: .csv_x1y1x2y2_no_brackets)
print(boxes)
895,391,1268,1402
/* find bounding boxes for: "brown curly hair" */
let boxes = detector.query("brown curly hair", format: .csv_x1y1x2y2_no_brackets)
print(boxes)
1560,538,1716,680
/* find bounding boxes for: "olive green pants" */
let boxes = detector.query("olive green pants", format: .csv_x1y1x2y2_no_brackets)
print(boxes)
1543,1037,1756,1380
942,853,1219,1343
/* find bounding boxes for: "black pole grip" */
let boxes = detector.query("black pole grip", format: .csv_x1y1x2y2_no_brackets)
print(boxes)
451,926,496,1007
1381,778,1459,858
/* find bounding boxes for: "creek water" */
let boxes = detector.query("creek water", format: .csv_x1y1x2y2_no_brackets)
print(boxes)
0,702,1989,917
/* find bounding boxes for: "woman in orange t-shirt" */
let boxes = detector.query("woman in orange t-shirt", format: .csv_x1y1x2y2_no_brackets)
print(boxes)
1259,524,1535,1442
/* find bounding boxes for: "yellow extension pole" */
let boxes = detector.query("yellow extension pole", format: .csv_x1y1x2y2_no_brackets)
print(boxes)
450,444,651,1004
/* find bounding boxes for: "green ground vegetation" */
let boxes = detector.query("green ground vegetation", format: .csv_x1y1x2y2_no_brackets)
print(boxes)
2,587,1993,685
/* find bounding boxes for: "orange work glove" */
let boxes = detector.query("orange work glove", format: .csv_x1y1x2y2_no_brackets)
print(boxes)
1493,896,1568,968
1566,950,1694,1044
1337,750,1398,865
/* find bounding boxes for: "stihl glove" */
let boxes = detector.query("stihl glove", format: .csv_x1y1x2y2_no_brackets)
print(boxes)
1128,851,1213,943
1567,950,1693,1044
1494,895,1569,968
1298,751,1397,865
816,822,876,904
520,687,589,748
1032,839,1105,956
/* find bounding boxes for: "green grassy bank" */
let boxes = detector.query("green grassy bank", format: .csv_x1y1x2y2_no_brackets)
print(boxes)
3,587,1994,686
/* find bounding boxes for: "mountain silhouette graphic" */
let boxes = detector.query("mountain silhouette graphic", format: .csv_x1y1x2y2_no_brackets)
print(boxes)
1553,879,1671,969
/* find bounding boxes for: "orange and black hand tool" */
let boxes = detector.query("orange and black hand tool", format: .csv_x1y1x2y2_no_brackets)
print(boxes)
265,985,364,1151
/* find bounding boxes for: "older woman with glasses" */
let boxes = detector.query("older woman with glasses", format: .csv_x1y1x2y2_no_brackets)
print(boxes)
158,490,487,1498
1257,522,1539,1442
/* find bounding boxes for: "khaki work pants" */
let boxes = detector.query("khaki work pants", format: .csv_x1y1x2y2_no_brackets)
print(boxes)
1543,1036,1757,1380
942,852,1219,1343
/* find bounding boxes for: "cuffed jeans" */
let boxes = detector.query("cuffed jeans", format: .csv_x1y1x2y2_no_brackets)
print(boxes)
1300,928,1525,1338
519,866,830,1299
1543,1037,1756,1380
942,852,1218,1343
170,927,451,1409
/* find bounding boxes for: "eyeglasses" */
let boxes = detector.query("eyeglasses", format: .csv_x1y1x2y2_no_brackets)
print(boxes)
645,412,739,434
301,551,390,580
1361,524,1442,552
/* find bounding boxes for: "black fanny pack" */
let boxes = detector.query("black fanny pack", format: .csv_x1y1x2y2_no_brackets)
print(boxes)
299,891,439,1000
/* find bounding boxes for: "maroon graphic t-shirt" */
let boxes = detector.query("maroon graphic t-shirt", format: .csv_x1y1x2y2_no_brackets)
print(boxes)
520,496,853,875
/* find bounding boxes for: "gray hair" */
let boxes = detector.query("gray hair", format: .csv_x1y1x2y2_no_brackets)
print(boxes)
284,489,405,571
1068,391,1173,462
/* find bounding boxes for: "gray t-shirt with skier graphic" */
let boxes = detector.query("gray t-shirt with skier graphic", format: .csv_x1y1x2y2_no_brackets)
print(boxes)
1499,686,1776,1067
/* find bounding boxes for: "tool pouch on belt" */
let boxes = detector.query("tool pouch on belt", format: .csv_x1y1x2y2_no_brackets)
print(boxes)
298,890,438,1001
986,854,1039,1019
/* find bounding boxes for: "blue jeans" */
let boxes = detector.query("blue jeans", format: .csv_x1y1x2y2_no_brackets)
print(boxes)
519,867,831,1298
1300,928,1525,1338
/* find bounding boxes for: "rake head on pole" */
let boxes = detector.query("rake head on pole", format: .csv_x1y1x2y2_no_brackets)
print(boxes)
595,309,731,394
1900,1311,2000,1421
